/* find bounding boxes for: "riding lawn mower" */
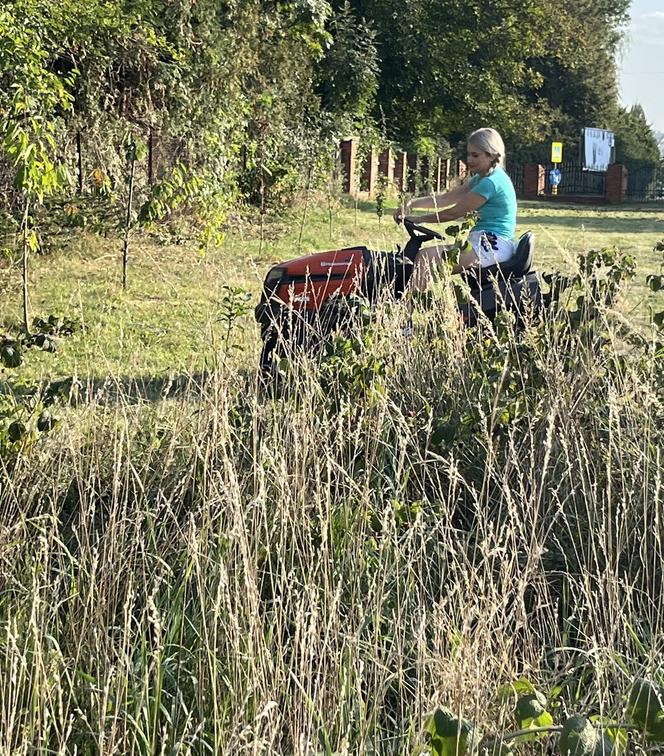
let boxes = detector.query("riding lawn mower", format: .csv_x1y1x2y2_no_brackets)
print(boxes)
254,219,542,373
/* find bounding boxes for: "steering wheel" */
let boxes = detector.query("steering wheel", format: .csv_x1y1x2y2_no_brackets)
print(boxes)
402,217,443,241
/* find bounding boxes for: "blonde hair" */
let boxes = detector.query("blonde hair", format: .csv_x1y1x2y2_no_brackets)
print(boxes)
468,127,506,168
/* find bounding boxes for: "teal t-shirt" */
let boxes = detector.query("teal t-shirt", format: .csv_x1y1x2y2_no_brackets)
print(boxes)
469,167,517,240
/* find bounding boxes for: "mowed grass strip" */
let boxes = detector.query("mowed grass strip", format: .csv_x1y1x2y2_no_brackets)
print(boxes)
1,199,663,382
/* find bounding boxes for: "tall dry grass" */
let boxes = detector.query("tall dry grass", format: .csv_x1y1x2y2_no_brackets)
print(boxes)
0,274,663,754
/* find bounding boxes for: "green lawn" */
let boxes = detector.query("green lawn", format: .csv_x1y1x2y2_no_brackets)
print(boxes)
1,198,663,383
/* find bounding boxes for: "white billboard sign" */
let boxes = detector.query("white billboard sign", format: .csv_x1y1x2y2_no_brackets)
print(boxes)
582,127,615,172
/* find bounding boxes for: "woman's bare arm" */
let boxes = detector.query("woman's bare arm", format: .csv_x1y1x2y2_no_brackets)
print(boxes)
407,182,471,211
406,189,486,224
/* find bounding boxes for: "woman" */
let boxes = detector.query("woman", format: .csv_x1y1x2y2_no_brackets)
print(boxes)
394,128,517,295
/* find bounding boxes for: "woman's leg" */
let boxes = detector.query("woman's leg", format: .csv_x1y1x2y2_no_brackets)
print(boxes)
401,244,451,332
410,243,451,292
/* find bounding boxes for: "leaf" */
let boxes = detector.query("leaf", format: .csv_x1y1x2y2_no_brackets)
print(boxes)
647,274,664,292
431,421,457,446
496,679,537,704
558,716,610,756
430,708,459,739
428,708,482,755
0,340,23,368
653,310,664,329
628,678,664,740
37,410,57,432
512,691,554,741
7,420,27,443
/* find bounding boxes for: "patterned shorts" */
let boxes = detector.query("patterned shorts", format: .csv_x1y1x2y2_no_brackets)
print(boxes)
469,230,515,268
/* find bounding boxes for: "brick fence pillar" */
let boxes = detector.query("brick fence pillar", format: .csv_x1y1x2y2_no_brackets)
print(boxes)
394,151,407,192
340,137,358,194
378,148,394,187
606,164,628,204
361,146,379,197
524,164,545,199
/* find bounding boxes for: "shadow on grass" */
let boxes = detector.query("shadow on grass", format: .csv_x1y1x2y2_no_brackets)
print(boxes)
346,196,664,233
521,209,664,233
1,370,249,407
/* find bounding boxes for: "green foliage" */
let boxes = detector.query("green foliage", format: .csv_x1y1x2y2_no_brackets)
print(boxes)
316,2,378,127
427,708,483,756
315,297,386,409
374,172,389,224
217,285,253,353
541,246,637,331
627,678,664,741
0,0,641,229
1,315,78,457
613,105,661,173
515,691,554,732
558,716,612,755
424,674,664,755
443,217,476,268
0,0,647,239
0,338,23,369
1,2,75,330
649,238,664,331
0,5,73,197
138,163,202,226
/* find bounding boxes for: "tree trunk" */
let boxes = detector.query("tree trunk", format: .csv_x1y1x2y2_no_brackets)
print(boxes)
148,128,155,186
297,164,312,255
122,149,136,290
76,131,84,194
21,194,30,336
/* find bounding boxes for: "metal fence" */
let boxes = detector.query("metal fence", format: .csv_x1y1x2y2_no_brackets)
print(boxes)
626,165,664,201
544,165,606,196
505,162,524,196
474,161,664,202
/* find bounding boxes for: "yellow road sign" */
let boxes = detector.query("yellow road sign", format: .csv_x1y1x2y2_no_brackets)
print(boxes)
551,142,563,163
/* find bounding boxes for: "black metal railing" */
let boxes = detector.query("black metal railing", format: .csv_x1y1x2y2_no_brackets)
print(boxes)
626,166,664,201
544,165,606,196
505,163,524,196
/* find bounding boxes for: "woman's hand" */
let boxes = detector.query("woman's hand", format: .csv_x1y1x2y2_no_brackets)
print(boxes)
393,200,412,224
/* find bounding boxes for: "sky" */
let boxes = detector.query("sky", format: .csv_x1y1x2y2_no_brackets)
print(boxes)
618,0,664,135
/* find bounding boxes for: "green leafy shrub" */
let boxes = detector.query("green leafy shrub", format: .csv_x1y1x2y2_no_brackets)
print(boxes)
426,675,664,754
1,315,78,458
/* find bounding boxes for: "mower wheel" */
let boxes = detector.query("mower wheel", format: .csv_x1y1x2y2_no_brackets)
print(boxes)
259,329,279,375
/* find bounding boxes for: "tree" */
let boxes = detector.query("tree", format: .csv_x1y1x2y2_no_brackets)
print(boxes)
316,2,378,129
0,3,73,334
612,105,661,171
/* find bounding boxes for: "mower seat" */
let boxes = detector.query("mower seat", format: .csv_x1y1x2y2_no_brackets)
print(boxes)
466,231,535,289
501,231,535,277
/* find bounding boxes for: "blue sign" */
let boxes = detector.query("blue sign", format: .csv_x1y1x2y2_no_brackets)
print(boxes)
549,168,562,186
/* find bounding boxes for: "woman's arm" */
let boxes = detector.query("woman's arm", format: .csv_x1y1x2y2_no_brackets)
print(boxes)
406,189,486,224
393,182,472,222
407,182,471,211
